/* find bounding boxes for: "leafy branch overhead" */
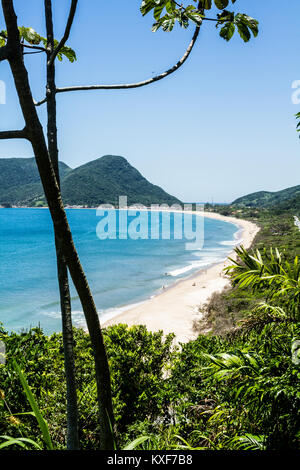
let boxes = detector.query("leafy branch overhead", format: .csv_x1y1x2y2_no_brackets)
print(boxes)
0,26,76,62
140,0,259,42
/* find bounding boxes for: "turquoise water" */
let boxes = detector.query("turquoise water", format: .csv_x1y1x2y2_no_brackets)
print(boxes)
0,209,240,334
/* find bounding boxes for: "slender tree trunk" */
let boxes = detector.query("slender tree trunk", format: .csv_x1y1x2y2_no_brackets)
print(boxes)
2,0,115,450
44,0,79,450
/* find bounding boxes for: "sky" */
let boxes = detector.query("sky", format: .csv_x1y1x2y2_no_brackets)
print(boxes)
0,0,300,203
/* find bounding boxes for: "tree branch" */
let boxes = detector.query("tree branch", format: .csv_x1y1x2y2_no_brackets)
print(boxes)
23,50,44,55
48,0,78,67
0,128,29,139
34,96,48,106
23,43,47,52
0,45,8,61
54,24,200,96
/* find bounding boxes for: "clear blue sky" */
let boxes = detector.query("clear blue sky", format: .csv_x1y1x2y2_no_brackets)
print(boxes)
0,0,300,203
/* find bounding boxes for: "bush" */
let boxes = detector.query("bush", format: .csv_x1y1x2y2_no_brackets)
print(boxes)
0,324,175,449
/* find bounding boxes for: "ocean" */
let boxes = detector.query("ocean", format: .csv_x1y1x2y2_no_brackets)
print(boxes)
0,208,241,334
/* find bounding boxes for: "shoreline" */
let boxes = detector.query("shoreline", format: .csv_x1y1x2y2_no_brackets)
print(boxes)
103,211,260,343
2,207,259,341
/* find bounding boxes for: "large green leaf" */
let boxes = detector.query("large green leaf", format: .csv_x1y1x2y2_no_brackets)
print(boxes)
123,436,151,450
0,435,42,450
214,0,229,9
235,14,259,42
220,21,235,41
13,360,53,450
198,0,212,9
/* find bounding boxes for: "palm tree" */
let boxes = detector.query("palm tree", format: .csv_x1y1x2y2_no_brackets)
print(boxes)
225,246,300,320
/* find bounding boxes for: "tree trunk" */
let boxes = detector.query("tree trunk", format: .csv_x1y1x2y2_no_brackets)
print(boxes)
44,0,79,450
2,0,115,450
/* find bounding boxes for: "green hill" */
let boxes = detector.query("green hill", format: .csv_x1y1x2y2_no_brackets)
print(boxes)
0,158,71,206
232,184,300,211
0,155,181,207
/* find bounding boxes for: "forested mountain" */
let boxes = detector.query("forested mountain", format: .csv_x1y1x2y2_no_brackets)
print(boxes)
0,155,181,207
61,155,180,206
0,158,71,206
232,184,300,211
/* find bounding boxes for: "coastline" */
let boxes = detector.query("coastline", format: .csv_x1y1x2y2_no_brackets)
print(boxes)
103,211,260,343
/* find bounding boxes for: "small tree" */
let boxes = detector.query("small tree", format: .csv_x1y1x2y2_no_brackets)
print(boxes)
0,0,258,449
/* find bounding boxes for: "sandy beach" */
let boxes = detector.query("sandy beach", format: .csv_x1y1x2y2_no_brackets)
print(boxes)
103,211,260,343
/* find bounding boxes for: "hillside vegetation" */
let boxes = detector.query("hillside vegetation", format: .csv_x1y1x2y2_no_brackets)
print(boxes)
0,158,70,207
232,184,300,211
0,155,180,207
198,206,300,334
61,155,180,207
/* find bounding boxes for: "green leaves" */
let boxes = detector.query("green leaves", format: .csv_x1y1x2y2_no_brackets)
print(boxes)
296,112,300,137
214,0,229,9
217,12,258,42
234,14,259,42
226,246,300,321
198,0,212,9
13,360,53,450
212,0,237,9
0,435,42,450
197,0,234,9
202,349,262,381
123,436,152,450
0,31,6,47
19,26,42,45
0,26,76,63
231,434,266,451
53,40,77,63
140,0,258,42
219,20,235,41
147,2,203,33
184,6,203,26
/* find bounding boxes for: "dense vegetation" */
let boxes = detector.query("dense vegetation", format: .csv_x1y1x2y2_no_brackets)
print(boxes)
0,155,180,207
0,158,70,207
232,184,300,211
1,207,299,450
198,206,300,333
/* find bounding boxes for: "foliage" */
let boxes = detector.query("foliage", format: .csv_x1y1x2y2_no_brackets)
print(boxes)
0,360,53,450
140,0,258,43
0,324,176,449
171,322,300,449
205,206,300,255
194,209,300,335
0,158,70,206
104,324,176,430
0,155,181,207
12,361,53,450
296,111,300,138
194,285,263,334
0,435,42,450
0,27,76,62
0,328,57,449
1,314,299,450
226,246,300,320
231,184,300,211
